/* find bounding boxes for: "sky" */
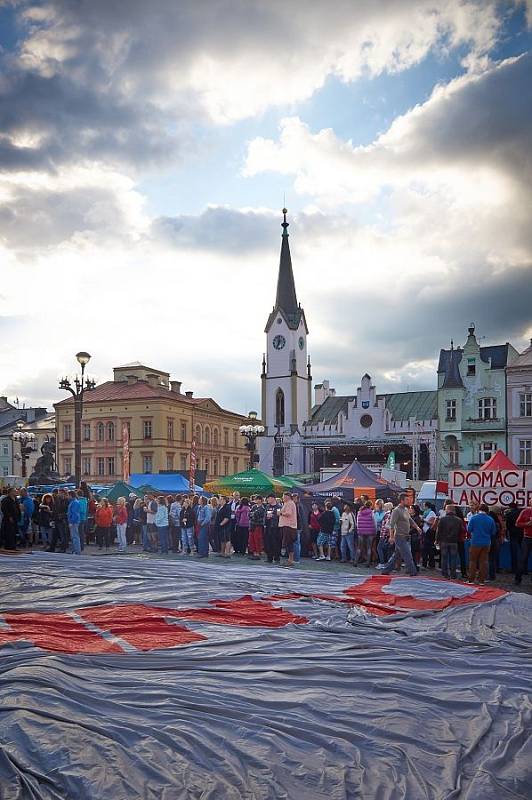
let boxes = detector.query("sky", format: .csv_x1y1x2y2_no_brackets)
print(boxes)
1,0,531,415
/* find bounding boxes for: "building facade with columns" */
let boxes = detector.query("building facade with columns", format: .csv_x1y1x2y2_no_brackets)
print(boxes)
506,339,532,470
55,363,248,483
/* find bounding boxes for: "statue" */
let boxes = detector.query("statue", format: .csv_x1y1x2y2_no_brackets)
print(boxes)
29,438,62,486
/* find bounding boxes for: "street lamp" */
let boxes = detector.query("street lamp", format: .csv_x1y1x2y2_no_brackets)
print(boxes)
239,411,265,470
59,351,96,486
12,422,36,478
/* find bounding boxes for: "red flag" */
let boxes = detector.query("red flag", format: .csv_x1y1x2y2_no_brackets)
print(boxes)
122,423,130,483
189,436,196,491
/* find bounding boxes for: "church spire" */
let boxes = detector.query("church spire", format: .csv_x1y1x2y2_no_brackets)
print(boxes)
275,208,299,320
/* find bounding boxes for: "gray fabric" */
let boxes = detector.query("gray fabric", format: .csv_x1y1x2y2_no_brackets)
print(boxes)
0,554,530,800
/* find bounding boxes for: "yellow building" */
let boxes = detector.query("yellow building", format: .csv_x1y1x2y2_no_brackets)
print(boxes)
55,363,248,483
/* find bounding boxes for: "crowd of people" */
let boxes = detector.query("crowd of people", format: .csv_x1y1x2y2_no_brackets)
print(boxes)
1,484,531,585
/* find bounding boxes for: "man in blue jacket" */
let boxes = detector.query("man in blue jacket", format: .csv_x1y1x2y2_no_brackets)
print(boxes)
67,490,81,555
467,503,496,584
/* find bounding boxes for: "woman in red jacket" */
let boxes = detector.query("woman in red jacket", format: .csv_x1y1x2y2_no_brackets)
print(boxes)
95,499,113,549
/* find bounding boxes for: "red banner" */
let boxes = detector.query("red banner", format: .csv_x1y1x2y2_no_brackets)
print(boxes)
122,423,130,483
189,436,196,491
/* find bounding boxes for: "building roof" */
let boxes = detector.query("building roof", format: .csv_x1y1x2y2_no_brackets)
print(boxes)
266,210,307,332
479,344,511,369
507,340,532,369
114,362,170,375
382,391,438,421
439,342,512,387
309,395,354,425
441,348,464,389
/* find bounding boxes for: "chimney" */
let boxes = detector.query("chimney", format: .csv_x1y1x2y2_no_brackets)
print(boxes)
185,391,193,398
127,375,138,385
170,380,182,394
146,374,158,387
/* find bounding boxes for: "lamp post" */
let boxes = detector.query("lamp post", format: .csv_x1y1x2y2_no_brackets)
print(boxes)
238,411,265,470
59,351,95,486
12,423,36,478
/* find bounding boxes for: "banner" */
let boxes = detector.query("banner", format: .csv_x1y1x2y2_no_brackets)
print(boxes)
189,436,196,491
122,422,130,483
386,451,396,469
449,468,532,507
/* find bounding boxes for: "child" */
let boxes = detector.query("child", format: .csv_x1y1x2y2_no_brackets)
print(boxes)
248,496,266,559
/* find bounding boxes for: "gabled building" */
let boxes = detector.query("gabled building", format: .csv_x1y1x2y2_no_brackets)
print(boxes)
506,339,532,470
0,399,49,478
436,325,518,477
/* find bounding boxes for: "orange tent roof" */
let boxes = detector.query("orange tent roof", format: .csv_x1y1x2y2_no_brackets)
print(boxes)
480,450,518,471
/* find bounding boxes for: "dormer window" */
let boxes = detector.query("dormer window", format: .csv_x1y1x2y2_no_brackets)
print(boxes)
467,358,476,376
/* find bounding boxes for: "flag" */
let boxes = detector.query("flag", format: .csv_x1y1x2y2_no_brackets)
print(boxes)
189,435,196,490
122,423,130,483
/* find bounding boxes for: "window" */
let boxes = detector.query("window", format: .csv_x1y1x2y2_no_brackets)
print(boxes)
2,466,8,477
82,457,91,476
445,399,457,422
167,419,174,440
143,420,152,439
519,439,532,466
181,422,187,442
223,456,229,475
195,425,202,445
64,456,72,475
233,457,238,473
97,457,105,476
467,358,476,376
223,429,229,447
2,443,8,456
204,459,209,476
213,428,219,447
166,454,174,470
97,422,105,441
233,431,238,448
213,459,218,476
479,442,495,463
107,421,115,441
446,436,459,467
83,423,91,441
143,455,153,473
275,389,285,426
107,457,115,476
63,423,72,442
204,427,210,445
180,454,187,470
519,393,532,417
478,397,497,420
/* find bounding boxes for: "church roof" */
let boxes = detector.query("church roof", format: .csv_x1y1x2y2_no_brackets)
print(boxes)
309,395,354,424
265,210,307,332
381,391,437,421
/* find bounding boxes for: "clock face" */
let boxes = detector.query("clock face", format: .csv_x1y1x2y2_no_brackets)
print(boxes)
298,336,304,350
273,334,286,350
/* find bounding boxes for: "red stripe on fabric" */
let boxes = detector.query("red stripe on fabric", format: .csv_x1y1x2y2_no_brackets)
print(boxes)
1,612,122,653
180,596,308,627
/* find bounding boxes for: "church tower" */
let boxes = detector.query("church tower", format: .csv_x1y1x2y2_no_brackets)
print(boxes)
260,210,311,474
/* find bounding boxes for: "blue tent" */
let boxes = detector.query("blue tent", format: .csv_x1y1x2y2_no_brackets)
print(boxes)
129,473,204,494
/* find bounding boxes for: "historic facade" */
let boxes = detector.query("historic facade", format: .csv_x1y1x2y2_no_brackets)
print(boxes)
55,363,248,483
0,398,50,479
506,339,532,470
436,325,518,478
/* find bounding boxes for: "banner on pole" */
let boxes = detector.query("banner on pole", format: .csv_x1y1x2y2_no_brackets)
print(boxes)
189,436,196,491
122,423,130,483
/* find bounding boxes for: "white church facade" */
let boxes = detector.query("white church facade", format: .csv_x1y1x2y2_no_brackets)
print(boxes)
258,212,437,480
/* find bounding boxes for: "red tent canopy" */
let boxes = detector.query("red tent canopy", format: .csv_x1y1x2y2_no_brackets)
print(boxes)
480,450,518,471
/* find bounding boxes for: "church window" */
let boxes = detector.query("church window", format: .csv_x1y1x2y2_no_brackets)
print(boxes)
275,389,285,427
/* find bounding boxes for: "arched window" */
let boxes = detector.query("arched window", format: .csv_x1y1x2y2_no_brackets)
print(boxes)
204,426,210,445
195,424,202,445
107,421,115,441
97,422,105,442
275,389,285,427
213,428,219,447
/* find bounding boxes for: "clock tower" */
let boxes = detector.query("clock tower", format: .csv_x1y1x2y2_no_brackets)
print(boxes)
260,209,311,474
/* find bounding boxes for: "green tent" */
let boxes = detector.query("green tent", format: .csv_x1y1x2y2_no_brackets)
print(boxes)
204,469,297,496
103,481,142,503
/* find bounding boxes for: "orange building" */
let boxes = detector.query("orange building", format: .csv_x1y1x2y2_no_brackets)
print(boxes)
54,362,248,483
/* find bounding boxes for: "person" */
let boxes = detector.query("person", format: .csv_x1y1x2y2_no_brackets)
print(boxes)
234,497,250,555
467,503,496,584
0,487,20,550
146,494,159,551
316,501,335,561
67,489,81,555
38,493,53,546
229,491,241,553
76,489,88,550
264,494,282,564
208,497,220,553
409,504,423,567
308,502,322,559
340,504,356,563
180,497,195,555
114,496,128,552
18,488,35,548
48,489,69,552
248,496,266,559
379,493,420,577
515,499,532,585
169,495,182,552
293,493,303,562
505,501,523,575
154,495,169,555
279,492,297,567
196,496,212,557
436,503,462,579
95,498,113,549
377,502,394,565
356,500,376,567
216,496,233,558
454,506,468,579
421,502,438,569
